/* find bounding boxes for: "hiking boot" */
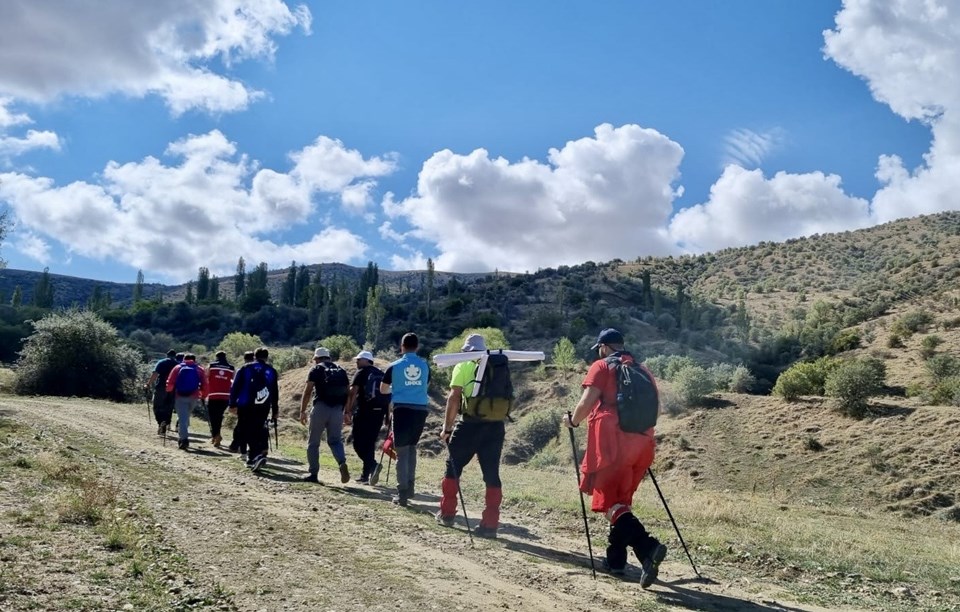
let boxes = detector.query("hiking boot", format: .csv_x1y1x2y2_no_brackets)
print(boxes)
435,511,455,527
354,476,369,484
391,491,409,507
178,439,189,451
639,542,667,589
302,473,320,484
369,464,382,486
250,454,267,473
474,526,498,539
157,424,164,436
339,463,350,484
211,435,222,447
159,422,168,437
602,558,626,577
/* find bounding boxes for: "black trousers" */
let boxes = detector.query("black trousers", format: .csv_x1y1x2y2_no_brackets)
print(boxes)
207,399,228,438
352,410,385,477
392,406,428,447
152,388,174,425
444,420,505,488
242,404,270,460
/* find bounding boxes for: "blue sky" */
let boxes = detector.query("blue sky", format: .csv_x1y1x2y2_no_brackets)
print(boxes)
0,0,952,283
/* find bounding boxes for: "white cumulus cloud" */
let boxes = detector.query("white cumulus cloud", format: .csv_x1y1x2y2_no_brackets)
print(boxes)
0,130,396,280
0,99,60,162
669,165,872,253
12,231,51,264
0,0,311,115
387,123,683,273
825,0,960,223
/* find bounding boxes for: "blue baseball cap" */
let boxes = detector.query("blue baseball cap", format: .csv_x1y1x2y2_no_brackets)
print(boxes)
590,328,624,350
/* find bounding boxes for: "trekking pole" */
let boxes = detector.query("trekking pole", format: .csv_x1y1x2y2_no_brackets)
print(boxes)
446,445,474,546
567,412,596,579
274,419,279,453
385,456,392,485
647,468,701,579
144,386,152,424
370,447,386,486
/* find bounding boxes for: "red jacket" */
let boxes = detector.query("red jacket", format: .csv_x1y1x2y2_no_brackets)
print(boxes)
206,362,235,401
166,360,208,400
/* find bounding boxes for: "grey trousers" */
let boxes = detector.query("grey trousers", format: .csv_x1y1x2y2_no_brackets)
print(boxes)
174,396,197,442
307,401,346,475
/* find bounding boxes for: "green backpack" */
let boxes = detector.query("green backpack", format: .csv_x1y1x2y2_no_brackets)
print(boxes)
462,352,514,422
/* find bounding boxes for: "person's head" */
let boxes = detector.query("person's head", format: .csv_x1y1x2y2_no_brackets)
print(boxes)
254,347,269,362
184,352,197,362
175,352,185,363
400,332,419,353
313,347,331,362
461,333,486,353
590,328,625,358
166,349,176,359
243,351,255,363
214,350,227,363
354,350,374,367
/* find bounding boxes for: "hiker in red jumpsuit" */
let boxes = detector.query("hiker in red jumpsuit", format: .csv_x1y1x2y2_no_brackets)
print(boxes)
563,328,667,587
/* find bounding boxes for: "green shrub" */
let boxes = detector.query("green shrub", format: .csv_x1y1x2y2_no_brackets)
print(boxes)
217,332,263,362
887,334,904,349
707,363,736,391
728,366,756,393
926,354,960,384
672,365,716,407
271,347,309,373
920,334,944,359
15,310,140,401
929,377,960,406
772,357,838,401
829,329,861,354
824,357,886,418
317,335,360,361
503,405,567,465
891,309,934,338
643,354,695,382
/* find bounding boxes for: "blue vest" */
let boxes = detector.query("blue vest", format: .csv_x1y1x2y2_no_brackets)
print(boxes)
388,353,429,408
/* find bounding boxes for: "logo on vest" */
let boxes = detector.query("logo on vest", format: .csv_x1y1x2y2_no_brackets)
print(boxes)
404,363,423,386
255,387,270,404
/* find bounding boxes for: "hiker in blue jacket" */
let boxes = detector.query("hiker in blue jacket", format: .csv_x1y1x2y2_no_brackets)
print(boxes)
230,347,279,472
380,333,430,507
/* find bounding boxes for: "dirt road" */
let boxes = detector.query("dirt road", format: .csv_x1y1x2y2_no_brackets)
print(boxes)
1,397,860,612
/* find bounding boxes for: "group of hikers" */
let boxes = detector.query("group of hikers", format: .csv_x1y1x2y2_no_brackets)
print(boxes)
146,327,667,587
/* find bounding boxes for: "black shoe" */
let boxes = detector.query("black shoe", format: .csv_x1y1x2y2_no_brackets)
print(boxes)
639,542,667,589
474,526,498,539
435,511,455,527
369,464,382,486
354,476,369,484
178,439,189,450
250,454,266,472
391,494,408,507
339,463,350,484
302,473,320,483
227,443,238,453
602,558,626,577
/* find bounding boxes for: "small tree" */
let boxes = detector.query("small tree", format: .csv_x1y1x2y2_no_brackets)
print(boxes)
15,310,140,401
216,332,263,362
318,334,361,361
672,365,716,407
824,357,886,418
552,337,577,378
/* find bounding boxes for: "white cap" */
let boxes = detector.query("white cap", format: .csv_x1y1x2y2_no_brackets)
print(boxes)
314,347,330,358
355,350,374,362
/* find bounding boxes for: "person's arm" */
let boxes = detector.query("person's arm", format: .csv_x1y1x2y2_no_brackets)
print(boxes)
379,366,393,396
146,372,158,389
165,365,180,394
343,385,359,425
299,381,314,425
199,367,208,400
440,386,462,443
563,386,602,428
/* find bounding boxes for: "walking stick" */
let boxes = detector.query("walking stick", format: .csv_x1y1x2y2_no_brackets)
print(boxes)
446,446,474,546
567,412,596,579
370,447,386,485
145,386,152,424
647,468,701,579
274,419,279,452
384,456,392,485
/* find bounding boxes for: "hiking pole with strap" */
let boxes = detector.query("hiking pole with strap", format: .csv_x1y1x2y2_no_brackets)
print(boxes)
385,455,392,485
370,446,386,486
446,444,474,546
647,468,701,579
567,412,596,579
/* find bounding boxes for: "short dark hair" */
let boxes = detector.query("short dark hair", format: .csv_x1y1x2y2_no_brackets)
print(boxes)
254,347,269,361
215,350,227,360
243,351,255,362
166,349,177,357
401,332,419,350
184,353,196,360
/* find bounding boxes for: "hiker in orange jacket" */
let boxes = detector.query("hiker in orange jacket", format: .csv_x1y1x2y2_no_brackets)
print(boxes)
563,328,666,586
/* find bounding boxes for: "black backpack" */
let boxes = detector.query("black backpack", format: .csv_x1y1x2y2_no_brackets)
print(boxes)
605,354,659,433
362,367,390,409
315,362,349,405
463,352,513,421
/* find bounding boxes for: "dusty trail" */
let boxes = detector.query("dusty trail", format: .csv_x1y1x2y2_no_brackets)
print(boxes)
4,397,857,612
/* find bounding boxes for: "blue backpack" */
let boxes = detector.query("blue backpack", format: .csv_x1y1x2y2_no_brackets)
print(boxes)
175,363,201,396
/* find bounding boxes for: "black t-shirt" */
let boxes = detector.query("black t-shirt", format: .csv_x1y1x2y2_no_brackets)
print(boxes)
351,365,385,414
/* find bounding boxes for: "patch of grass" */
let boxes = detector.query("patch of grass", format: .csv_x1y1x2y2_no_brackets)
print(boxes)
804,436,825,452
57,480,117,525
11,456,34,469
102,519,138,551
